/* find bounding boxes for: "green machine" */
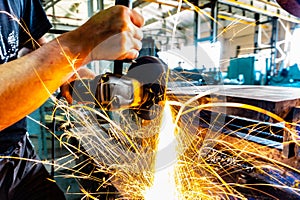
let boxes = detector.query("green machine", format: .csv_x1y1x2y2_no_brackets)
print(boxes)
227,56,268,85
227,56,267,85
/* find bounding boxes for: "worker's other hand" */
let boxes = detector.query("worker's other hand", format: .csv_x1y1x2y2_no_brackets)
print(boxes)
60,67,96,104
66,5,144,66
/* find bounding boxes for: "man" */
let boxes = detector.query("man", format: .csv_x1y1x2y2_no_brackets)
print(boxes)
0,0,144,199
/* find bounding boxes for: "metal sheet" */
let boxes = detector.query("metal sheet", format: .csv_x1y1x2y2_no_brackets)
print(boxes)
167,85,300,120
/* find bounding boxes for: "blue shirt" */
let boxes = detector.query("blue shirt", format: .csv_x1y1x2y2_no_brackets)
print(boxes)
0,0,52,145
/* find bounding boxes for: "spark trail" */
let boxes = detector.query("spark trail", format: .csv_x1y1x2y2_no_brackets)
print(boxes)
144,101,178,200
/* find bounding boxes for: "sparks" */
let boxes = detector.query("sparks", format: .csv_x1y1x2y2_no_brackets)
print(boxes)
144,101,179,200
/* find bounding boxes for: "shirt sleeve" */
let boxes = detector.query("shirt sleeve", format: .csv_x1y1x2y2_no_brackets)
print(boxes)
20,0,52,48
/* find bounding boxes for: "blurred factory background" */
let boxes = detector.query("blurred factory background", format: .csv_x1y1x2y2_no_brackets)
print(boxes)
41,0,300,85
27,0,300,199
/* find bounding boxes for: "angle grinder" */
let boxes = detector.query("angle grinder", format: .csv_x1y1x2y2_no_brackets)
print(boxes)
69,56,168,120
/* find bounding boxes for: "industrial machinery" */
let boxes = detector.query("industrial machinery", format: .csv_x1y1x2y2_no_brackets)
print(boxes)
226,56,267,85
269,64,300,87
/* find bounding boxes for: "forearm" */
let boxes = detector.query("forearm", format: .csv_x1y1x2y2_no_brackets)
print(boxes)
0,34,81,130
0,5,144,130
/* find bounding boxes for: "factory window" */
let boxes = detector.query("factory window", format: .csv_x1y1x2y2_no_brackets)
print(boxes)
290,27,300,67
157,42,221,71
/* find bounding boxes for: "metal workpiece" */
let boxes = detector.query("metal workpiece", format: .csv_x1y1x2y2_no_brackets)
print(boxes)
168,85,300,192
168,85,300,120
203,147,300,199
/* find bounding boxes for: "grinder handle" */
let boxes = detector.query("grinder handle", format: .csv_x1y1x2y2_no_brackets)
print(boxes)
113,0,133,75
115,0,132,8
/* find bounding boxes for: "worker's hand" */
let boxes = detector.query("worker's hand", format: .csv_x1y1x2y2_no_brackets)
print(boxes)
60,67,96,104
64,5,144,67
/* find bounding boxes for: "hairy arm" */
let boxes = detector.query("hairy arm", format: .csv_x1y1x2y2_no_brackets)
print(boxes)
0,6,144,130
